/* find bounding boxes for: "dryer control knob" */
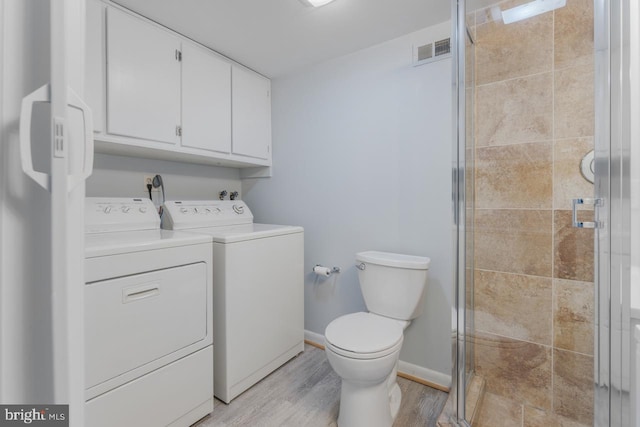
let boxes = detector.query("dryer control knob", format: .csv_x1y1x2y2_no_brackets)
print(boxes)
139,207,148,213
103,206,112,214
121,206,131,213
180,208,188,214
232,204,244,214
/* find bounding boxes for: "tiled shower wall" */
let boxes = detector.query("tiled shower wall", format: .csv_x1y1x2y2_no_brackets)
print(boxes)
471,0,595,425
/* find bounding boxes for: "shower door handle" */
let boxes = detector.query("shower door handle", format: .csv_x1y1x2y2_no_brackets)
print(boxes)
572,198,603,228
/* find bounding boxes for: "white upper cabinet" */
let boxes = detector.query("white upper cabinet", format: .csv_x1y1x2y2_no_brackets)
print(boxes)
106,7,181,144
85,0,104,133
181,42,232,154
232,65,271,160
86,2,271,170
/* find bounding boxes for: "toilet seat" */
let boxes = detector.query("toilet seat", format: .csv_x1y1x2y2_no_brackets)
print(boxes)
325,312,404,360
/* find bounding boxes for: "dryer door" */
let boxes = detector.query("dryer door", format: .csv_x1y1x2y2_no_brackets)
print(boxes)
85,262,207,389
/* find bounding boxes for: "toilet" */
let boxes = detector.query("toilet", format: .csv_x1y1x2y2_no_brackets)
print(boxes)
324,251,430,427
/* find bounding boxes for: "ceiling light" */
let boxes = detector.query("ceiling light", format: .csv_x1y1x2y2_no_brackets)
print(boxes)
299,0,336,7
501,0,566,24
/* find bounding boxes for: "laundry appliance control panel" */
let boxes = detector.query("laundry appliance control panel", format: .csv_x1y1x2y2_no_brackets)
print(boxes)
85,198,160,233
162,200,253,230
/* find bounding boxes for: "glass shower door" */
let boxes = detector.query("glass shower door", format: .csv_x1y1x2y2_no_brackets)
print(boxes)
450,0,632,425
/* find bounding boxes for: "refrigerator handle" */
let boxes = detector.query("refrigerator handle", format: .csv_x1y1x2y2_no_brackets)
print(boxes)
19,83,52,191
20,84,94,193
66,88,94,191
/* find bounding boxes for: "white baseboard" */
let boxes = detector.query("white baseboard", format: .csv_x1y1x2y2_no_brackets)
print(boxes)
304,329,325,347
397,360,451,391
304,329,451,391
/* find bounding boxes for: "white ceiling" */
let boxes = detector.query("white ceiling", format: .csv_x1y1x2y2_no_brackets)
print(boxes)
111,0,451,78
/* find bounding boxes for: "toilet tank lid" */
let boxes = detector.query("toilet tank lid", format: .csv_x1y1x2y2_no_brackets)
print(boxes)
356,251,430,270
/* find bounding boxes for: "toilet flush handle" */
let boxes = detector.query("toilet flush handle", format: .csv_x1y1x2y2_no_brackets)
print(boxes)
356,263,366,271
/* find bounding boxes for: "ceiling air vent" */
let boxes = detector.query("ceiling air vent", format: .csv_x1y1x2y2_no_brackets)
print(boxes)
417,44,433,62
435,38,451,56
413,37,452,67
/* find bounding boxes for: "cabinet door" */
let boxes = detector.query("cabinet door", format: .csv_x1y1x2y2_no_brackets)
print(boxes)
232,65,271,160
106,7,180,144
182,43,231,153
85,0,104,133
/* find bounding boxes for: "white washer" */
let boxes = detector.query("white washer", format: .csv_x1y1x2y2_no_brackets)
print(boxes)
84,197,214,427
162,200,304,403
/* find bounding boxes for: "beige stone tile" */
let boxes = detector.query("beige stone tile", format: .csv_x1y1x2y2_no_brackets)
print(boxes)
474,331,553,410
554,0,594,70
476,73,553,147
475,209,553,277
524,405,590,427
555,64,595,139
553,138,595,210
553,210,595,282
466,324,474,374
475,2,553,85
465,374,485,425
465,230,475,270
553,279,594,355
465,36,475,89
476,142,552,209
476,392,523,427
466,88,475,159
553,349,594,425
475,270,552,345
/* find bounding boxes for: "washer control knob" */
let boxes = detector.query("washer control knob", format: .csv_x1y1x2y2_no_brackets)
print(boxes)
103,206,112,214
121,206,131,213
232,204,244,214
180,207,189,214
139,207,148,213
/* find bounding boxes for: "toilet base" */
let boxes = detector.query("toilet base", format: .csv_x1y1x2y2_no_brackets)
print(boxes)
337,375,402,427
389,381,401,421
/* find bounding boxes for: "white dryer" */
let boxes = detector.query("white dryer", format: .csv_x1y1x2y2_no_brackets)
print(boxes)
162,200,304,403
84,197,214,427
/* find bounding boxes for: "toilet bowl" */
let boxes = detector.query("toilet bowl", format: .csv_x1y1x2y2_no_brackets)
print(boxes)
324,251,430,427
325,312,406,427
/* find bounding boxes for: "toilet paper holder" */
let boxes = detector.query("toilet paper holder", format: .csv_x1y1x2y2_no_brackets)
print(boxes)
313,264,341,277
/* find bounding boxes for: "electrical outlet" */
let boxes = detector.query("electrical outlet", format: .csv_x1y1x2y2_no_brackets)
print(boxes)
143,175,160,196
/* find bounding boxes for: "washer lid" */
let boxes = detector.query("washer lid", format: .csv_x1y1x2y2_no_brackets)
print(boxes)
356,251,430,270
324,312,403,355
193,223,304,243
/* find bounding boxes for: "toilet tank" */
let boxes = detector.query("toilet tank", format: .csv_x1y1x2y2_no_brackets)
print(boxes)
356,251,430,321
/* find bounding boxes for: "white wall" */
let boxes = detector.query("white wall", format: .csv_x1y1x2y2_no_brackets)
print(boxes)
87,153,242,203
243,22,453,381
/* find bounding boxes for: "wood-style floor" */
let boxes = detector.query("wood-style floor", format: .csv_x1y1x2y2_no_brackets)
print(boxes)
195,344,448,427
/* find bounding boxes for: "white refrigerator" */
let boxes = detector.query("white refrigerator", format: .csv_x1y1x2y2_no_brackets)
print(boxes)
0,1,92,426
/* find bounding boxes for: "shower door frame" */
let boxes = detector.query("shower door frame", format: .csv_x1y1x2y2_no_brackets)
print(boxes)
451,0,632,425
598,0,633,425
451,0,470,424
